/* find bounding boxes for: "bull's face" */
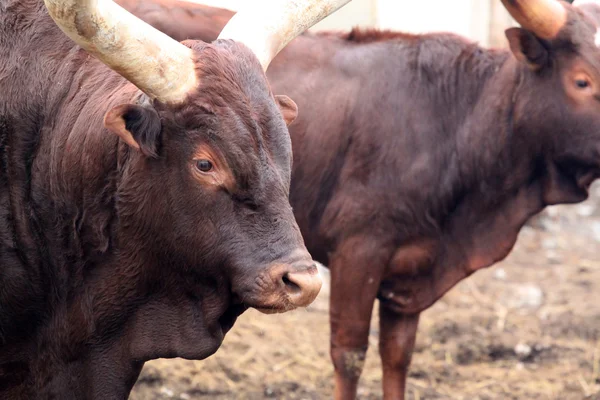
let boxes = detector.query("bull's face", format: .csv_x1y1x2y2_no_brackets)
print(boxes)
103,41,320,357
503,0,600,205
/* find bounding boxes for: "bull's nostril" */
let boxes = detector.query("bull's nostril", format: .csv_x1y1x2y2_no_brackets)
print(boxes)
268,258,321,309
282,273,301,293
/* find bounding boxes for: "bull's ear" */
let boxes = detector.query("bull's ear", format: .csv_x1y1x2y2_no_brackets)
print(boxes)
104,104,162,158
275,95,298,126
505,27,549,71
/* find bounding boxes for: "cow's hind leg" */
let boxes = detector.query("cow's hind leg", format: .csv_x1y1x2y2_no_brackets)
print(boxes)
329,237,391,400
379,305,420,400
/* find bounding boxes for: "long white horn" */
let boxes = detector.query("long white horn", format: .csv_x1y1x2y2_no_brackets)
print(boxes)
218,0,352,70
44,0,197,104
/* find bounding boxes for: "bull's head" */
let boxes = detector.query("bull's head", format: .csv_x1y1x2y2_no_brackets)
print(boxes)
500,0,600,204
42,0,349,360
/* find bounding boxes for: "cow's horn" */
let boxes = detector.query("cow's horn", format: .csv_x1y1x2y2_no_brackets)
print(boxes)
218,0,352,71
500,0,567,40
44,0,197,104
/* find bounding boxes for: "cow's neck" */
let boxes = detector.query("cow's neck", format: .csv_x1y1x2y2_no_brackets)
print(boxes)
453,56,551,223
402,47,547,252
383,55,553,314
445,55,550,267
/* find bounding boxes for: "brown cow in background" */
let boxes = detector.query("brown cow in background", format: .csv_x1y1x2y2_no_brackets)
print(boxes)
0,0,353,398
123,0,600,398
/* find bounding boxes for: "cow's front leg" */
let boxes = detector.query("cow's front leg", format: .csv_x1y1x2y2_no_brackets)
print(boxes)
379,305,420,400
328,237,391,400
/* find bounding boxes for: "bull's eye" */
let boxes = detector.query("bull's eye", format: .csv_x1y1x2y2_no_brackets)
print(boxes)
196,159,213,172
576,79,590,89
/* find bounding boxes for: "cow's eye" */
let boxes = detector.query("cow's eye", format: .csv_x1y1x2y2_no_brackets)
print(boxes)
576,79,590,89
196,159,213,172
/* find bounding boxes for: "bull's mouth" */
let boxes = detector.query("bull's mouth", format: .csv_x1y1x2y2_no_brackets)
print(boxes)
227,259,321,316
217,289,296,334
552,157,600,200
576,168,600,192
252,302,297,314
218,302,248,334
240,295,297,315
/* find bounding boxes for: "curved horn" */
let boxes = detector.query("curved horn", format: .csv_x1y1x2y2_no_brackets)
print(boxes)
44,0,197,104
500,0,567,39
218,0,352,70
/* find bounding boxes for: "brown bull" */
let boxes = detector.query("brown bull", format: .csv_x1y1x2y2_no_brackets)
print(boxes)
0,0,354,398
124,0,600,398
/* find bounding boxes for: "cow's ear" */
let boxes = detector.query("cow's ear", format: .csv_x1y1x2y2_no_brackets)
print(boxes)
104,104,161,158
505,27,549,71
275,95,298,126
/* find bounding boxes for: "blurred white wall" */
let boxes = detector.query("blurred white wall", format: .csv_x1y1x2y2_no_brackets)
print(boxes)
186,0,376,30
187,0,515,47
311,0,376,31
378,0,487,42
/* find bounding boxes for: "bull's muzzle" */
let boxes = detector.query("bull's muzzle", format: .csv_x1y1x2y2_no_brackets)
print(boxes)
280,261,322,307
256,250,322,313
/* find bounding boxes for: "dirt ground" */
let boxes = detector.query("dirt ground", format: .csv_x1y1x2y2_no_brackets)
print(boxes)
131,183,600,400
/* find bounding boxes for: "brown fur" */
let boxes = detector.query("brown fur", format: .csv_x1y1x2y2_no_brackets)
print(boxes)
0,1,318,398
125,0,600,399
